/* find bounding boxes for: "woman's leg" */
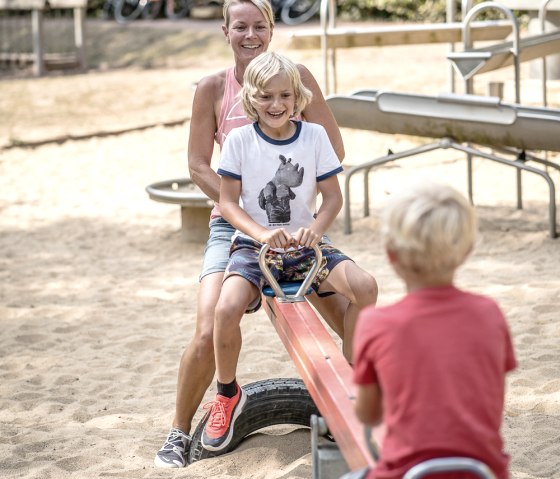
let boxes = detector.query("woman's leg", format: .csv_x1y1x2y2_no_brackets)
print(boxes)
173,271,223,433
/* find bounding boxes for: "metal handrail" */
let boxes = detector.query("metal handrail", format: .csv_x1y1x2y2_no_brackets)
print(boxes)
258,243,323,302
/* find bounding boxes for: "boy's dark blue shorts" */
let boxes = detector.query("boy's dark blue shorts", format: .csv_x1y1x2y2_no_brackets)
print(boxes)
224,236,352,313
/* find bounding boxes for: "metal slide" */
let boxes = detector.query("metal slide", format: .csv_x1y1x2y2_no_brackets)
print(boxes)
326,90,560,238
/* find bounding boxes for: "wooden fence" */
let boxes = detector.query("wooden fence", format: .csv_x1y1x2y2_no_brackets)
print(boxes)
0,0,87,76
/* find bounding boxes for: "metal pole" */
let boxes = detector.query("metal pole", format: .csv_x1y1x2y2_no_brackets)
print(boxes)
320,0,329,94
74,7,87,71
462,2,522,207
31,8,44,76
447,0,457,93
329,0,337,93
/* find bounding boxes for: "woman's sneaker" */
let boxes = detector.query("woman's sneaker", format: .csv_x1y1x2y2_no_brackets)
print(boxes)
154,427,191,468
201,385,247,451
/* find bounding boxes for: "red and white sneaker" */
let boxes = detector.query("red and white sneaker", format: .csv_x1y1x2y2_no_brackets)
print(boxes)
201,385,247,451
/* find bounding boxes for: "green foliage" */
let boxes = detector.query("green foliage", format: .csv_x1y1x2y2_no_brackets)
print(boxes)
337,0,508,23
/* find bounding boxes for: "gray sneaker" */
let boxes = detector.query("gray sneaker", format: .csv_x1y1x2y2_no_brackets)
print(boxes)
154,427,191,468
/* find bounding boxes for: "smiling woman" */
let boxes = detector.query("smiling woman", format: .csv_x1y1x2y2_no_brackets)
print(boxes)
153,0,349,469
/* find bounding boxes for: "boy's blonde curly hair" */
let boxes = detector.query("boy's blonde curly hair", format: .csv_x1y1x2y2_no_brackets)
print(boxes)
382,182,477,276
241,52,312,122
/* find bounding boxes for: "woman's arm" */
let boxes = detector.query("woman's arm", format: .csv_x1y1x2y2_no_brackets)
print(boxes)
298,64,345,162
354,383,383,426
188,75,221,202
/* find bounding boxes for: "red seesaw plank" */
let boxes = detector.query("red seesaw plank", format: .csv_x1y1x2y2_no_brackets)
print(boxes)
263,297,381,472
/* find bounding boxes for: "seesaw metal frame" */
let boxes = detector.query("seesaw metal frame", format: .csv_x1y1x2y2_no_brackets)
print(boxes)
343,136,558,239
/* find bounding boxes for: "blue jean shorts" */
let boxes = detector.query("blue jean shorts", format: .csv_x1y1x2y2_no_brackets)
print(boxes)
199,217,236,281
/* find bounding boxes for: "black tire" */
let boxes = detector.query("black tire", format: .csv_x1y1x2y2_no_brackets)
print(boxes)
280,0,321,26
114,0,144,23
142,0,164,19
188,378,318,464
101,0,115,20
165,0,193,19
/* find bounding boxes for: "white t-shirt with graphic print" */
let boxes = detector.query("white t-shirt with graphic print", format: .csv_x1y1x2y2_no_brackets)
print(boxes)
217,121,343,243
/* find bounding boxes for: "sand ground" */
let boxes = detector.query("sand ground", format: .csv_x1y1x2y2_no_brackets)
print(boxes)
1,16,560,479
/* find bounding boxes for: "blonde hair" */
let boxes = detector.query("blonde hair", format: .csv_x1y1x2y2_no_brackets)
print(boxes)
241,52,312,122
382,182,477,276
223,0,275,28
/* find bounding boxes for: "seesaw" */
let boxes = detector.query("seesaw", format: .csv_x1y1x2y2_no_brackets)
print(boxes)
186,245,497,478
325,89,560,238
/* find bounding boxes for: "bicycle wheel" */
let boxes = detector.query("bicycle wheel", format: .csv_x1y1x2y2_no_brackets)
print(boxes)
142,0,164,19
188,378,319,463
165,0,193,19
280,0,321,26
114,0,145,23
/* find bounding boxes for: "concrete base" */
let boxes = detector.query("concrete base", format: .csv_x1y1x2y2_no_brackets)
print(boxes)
146,178,214,243
180,204,212,243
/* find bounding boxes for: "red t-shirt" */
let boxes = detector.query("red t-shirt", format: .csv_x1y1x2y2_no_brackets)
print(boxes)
353,286,516,479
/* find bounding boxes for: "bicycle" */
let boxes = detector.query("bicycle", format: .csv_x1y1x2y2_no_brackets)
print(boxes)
109,0,321,25
273,0,321,26
112,0,194,24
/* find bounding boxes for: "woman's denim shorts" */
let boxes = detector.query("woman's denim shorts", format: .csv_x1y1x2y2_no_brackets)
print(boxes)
199,217,236,281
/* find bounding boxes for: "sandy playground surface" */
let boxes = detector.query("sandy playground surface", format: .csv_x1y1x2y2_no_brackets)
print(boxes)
1,16,560,479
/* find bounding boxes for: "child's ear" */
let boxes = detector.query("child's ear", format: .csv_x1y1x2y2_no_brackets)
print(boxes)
386,247,398,265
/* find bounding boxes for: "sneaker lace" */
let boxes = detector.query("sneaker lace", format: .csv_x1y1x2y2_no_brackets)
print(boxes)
164,429,188,452
203,400,227,428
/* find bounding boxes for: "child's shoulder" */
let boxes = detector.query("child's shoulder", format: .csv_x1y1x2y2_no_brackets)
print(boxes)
301,121,327,134
225,123,255,143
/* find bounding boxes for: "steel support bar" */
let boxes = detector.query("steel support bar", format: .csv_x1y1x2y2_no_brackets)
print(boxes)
262,298,380,472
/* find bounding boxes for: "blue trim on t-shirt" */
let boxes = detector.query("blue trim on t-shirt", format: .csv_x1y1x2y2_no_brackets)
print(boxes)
317,166,344,182
253,120,302,145
217,168,241,180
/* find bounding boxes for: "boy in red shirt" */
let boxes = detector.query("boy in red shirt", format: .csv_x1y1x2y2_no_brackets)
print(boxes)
351,182,516,479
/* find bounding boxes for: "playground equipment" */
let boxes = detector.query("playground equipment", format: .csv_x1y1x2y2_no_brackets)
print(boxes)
500,0,560,83
447,1,560,106
0,0,87,76
186,245,498,478
145,178,213,243
326,89,560,238
288,0,515,95
403,457,496,479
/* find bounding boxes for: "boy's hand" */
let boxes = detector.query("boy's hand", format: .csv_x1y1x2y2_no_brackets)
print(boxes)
257,228,294,250
293,227,321,248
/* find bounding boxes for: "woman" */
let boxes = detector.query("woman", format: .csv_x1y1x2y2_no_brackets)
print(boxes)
155,0,348,468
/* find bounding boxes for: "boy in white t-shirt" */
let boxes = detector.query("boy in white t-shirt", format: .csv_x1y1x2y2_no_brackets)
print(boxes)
201,52,378,452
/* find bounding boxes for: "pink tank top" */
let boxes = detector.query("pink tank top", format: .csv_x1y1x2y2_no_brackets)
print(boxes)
211,67,250,218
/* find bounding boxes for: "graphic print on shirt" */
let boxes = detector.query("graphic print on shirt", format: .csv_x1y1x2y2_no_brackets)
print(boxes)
258,154,304,225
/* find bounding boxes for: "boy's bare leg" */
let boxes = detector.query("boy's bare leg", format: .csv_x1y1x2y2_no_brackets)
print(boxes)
307,291,348,339
213,275,259,384
319,261,378,360
201,275,257,451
